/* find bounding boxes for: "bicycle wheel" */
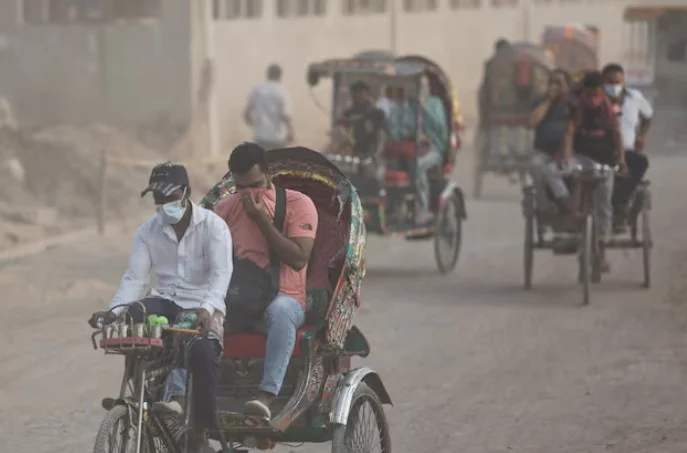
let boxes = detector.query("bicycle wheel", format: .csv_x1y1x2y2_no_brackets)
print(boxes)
642,207,651,288
93,405,134,453
523,188,535,290
579,214,593,306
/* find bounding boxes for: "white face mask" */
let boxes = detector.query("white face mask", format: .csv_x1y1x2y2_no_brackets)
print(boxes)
156,189,187,225
604,84,623,98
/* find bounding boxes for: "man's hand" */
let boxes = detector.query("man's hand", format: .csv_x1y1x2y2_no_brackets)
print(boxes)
88,311,116,329
241,191,266,221
555,151,569,168
194,308,212,335
634,135,646,152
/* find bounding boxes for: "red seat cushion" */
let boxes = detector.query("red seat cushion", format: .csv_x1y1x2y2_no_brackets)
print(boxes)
222,327,310,358
385,170,410,186
384,141,415,159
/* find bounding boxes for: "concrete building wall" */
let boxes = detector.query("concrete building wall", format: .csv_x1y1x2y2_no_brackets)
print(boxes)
210,0,641,151
0,0,192,127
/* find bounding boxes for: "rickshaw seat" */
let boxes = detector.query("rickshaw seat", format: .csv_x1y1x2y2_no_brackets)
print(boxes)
222,326,312,358
384,140,415,159
385,170,410,186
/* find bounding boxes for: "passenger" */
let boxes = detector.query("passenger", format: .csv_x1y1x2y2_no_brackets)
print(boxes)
406,76,448,224
406,75,448,154
601,63,652,228
529,69,576,225
562,71,626,271
339,80,388,160
376,85,406,140
243,64,294,151
87,162,233,453
375,85,395,118
214,143,318,420
416,135,443,224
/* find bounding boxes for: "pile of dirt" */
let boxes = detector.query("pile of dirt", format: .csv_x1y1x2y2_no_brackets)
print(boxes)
30,124,163,216
0,117,166,250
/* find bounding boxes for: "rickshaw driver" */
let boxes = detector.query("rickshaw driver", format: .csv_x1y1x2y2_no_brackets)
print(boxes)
87,162,233,453
601,63,652,229
561,71,626,271
214,143,319,420
337,80,388,182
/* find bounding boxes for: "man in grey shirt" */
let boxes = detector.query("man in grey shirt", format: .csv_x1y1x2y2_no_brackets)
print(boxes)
243,64,294,150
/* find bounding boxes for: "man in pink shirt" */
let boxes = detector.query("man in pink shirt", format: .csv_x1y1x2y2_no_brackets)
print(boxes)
214,142,318,419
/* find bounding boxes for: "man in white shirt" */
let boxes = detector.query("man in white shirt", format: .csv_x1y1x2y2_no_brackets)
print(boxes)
243,64,294,150
88,162,233,452
602,63,652,226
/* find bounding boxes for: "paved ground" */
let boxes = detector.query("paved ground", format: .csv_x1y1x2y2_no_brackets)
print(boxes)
2,147,687,453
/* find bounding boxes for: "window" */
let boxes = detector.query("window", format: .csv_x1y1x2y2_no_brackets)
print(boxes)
22,0,161,24
343,0,387,15
402,0,437,13
491,0,517,7
450,0,480,9
213,0,263,19
276,0,326,17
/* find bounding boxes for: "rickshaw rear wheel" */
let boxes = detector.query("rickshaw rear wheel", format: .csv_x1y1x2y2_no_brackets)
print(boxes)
434,193,463,275
331,383,391,453
641,207,651,288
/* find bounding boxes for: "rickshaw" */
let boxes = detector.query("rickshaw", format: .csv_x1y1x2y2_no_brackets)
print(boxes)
90,147,392,453
474,42,554,198
522,162,652,305
541,24,599,81
306,53,467,275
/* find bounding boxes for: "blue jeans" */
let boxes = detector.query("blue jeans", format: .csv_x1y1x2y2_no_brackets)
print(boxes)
162,293,305,402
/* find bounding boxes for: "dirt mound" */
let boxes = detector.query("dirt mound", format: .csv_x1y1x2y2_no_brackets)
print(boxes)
0,120,165,250
30,124,162,217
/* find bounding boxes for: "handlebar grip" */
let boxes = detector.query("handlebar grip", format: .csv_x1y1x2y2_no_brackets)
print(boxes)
91,331,100,350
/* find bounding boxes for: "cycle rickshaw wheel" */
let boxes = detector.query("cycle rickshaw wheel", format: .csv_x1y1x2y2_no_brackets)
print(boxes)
579,214,594,306
93,405,133,453
434,193,463,275
331,383,392,453
523,188,535,290
642,208,651,288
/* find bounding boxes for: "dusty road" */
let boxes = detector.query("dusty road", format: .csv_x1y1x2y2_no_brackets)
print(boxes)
2,149,687,453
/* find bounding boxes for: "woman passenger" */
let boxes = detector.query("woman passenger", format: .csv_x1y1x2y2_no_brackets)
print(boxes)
529,69,575,224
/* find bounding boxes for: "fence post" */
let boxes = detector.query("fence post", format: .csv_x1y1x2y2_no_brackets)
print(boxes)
97,145,108,235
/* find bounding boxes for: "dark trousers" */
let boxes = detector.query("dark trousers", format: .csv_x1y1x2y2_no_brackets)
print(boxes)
127,297,221,430
613,149,649,209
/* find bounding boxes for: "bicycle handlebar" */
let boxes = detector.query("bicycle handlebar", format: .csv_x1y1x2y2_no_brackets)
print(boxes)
549,163,620,178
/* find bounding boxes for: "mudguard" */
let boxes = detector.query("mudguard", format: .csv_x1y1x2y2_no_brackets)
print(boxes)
331,367,392,425
439,182,467,220
102,397,137,413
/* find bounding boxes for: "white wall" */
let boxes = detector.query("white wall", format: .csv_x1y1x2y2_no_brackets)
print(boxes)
210,0,642,152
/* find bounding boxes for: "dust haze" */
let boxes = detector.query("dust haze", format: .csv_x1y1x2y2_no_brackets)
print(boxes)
2,1,687,452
